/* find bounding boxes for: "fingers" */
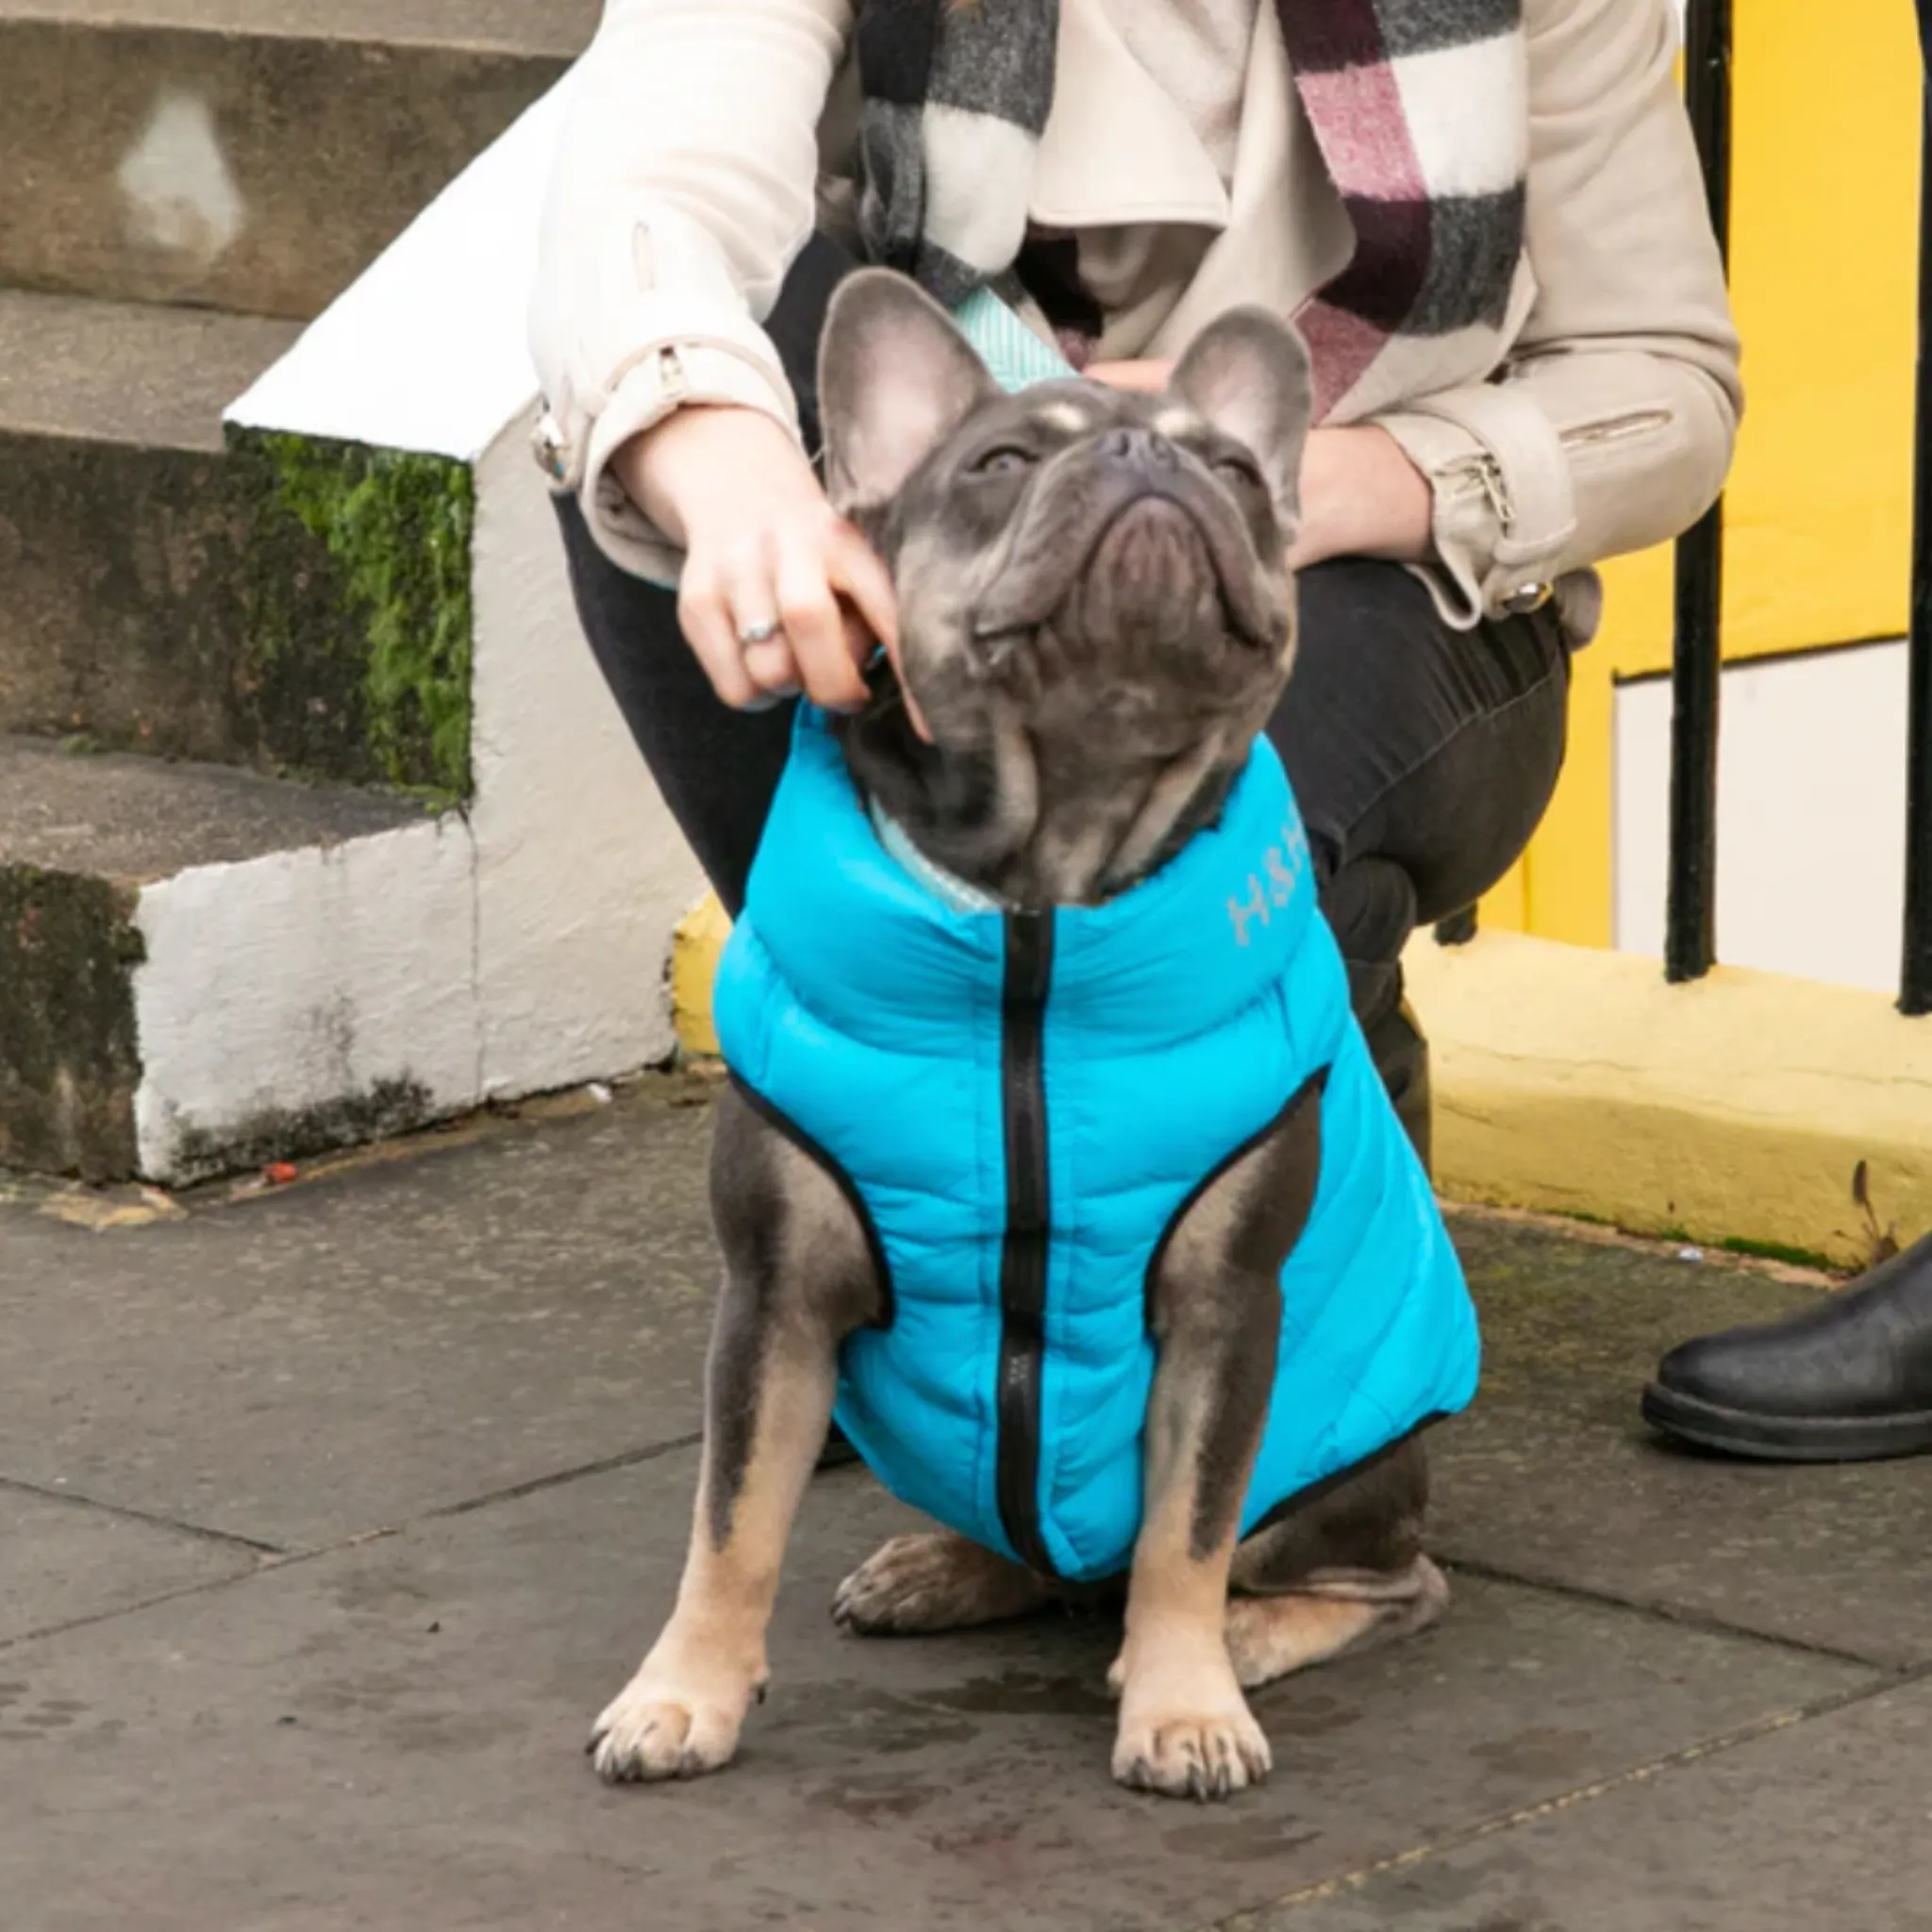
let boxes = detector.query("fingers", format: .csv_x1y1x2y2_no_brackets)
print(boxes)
1085,358,1175,393
720,545,804,705
825,524,899,664
826,524,932,741
677,557,760,711
677,512,902,721
681,542,805,712
774,532,868,713
740,638,797,706
823,521,927,738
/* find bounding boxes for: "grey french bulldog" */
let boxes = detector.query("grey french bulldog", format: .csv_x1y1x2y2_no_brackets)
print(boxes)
590,270,1477,1802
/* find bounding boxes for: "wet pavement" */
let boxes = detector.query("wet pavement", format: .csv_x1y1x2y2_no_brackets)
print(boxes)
3,1083,1927,1930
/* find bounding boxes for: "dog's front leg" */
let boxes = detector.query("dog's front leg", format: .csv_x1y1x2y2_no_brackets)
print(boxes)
591,1086,883,1782
1111,1079,1324,1801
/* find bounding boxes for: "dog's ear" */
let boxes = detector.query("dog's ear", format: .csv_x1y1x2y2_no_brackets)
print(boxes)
819,269,1001,516
1169,308,1313,535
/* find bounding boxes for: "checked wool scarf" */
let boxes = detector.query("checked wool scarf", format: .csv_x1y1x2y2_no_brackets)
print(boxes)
854,0,1528,423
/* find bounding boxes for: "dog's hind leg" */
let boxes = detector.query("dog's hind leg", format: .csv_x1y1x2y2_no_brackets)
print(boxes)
833,1530,1053,1635
1224,1434,1448,1689
1222,1560,1448,1687
1110,1077,1324,1801
589,1086,883,1783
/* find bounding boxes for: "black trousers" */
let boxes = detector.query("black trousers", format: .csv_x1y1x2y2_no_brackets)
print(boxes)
553,238,1573,1156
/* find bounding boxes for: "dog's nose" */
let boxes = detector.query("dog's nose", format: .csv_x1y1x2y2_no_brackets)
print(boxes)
1098,426,1177,470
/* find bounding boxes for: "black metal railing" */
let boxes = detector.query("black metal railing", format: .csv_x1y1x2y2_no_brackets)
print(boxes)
1666,0,1932,1012
1904,0,1932,1012
1664,0,1731,985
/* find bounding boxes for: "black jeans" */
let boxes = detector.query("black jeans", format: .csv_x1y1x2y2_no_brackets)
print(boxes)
554,238,1572,1153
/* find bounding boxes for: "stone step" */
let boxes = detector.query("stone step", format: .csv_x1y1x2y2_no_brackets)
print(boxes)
0,288,474,793
0,289,294,762
0,732,425,1180
0,0,598,320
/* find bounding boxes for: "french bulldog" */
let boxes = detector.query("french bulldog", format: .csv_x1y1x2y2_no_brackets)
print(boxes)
590,270,1469,1802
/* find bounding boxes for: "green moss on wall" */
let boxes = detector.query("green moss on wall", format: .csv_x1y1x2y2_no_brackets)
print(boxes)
229,428,475,805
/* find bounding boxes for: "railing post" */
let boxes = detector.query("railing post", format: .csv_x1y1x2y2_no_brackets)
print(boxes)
1903,0,1932,1013
1666,0,1733,984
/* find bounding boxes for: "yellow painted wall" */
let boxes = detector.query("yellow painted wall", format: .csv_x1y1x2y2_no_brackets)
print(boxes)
1489,8,1924,949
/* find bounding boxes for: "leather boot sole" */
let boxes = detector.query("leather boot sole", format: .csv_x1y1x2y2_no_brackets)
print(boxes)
1641,1381,1932,1462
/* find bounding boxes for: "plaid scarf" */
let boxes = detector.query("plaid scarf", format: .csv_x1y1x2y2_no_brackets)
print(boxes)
854,0,1527,423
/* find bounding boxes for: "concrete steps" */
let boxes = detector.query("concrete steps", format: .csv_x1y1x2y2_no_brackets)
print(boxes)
0,289,296,766
0,0,598,320
0,6,704,1187
0,732,425,1178
0,266,503,1185
0,287,481,792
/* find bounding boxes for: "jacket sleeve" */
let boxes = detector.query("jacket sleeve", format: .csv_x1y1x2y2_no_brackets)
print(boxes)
1371,0,1742,631
527,0,854,583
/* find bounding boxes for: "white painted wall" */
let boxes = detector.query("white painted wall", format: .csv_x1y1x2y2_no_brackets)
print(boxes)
1613,639,1910,992
469,410,700,1100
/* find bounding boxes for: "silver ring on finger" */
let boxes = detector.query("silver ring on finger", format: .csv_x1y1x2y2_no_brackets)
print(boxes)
738,617,781,646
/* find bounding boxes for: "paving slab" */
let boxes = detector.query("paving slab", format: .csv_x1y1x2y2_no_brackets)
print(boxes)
11,1097,1929,1647
1429,1216,1932,1668
0,1094,721,1549
0,1447,1874,1932
0,1485,259,1643
1239,1676,1932,1932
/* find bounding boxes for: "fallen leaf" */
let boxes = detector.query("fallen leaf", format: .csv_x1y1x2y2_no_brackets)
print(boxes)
40,1190,186,1232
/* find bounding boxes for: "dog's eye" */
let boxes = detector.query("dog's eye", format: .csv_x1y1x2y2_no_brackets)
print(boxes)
1212,454,1266,491
972,445,1037,477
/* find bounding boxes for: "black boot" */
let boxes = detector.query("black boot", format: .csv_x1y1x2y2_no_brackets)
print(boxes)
1642,1229,1932,1460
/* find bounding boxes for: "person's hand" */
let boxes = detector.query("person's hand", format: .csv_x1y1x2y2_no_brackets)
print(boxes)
1286,425,1432,570
1083,358,1174,393
612,405,897,714
1085,362,1432,570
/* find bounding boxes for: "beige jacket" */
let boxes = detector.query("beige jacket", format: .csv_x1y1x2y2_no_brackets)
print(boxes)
529,0,1740,639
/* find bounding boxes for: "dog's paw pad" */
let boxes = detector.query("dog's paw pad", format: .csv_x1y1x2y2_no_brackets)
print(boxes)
587,1676,749,1784
1112,1707,1272,1802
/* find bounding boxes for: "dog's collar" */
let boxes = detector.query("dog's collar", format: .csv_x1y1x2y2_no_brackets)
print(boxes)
865,800,1010,915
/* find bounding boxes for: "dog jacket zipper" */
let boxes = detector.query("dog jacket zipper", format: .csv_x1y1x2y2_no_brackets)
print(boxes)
995,908,1057,1576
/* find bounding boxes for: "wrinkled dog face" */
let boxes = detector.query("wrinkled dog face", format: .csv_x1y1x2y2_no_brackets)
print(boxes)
818,271,1313,767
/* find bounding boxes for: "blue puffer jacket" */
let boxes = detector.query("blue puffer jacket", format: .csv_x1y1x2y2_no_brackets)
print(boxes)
714,708,1478,1584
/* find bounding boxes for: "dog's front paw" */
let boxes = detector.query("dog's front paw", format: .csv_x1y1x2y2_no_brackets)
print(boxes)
1109,1644,1272,1801
587,1652,766,1784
